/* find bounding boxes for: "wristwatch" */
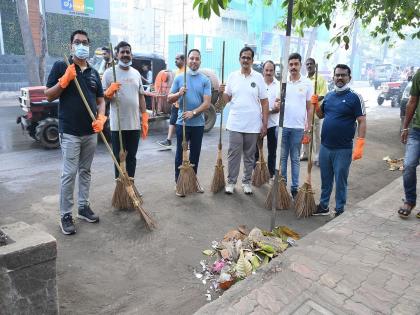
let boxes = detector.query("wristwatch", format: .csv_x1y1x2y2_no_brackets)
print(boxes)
192,110,197,116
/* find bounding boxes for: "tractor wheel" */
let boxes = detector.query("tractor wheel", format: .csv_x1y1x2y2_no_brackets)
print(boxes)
35,118,60,149
204,104,217,133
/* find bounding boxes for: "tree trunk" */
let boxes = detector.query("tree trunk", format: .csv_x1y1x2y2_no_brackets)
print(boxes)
16,0,41,86
38,12,48,85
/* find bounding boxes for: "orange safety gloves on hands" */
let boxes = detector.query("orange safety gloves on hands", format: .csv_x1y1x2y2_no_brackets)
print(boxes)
311,95,319,110
58,64,76,89
104,82,121,99
92,114,107,133
352,137,365,160
302,133,311,144
141,112,149,139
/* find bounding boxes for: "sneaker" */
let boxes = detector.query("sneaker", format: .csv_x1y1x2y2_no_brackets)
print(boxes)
175,185,185,197
196,181,204,193
157,139,172,148
269,176,275,185
291,190,298,199
331,208,344,218
225,183,235,194
60,213,76,235
242,183,253,195
77,205,99,223
313,204,330,216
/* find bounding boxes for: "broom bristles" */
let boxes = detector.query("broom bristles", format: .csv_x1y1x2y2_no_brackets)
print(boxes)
265,176,292,210
112,177,143,210
252,160,270,187
211,158,225,193
294,182,316,218
176,161,199,195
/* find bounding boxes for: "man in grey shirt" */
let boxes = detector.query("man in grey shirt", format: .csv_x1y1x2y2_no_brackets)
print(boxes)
102,41,148,181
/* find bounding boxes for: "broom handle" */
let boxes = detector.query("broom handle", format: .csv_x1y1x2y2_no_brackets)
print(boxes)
109,43,124,155
306,64,318,179
218,40,225,149
182,34,188,150
63,55,126,177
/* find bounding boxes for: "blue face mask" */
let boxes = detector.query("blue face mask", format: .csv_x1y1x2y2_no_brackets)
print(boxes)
73,44,89,60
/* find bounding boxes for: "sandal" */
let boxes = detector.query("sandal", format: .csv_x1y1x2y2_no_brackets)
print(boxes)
398,203,415,218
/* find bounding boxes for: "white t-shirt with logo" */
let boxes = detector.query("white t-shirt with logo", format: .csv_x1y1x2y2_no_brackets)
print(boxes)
225,70,268,133
281,75,313,129
102,66,145,131
266,79,280,128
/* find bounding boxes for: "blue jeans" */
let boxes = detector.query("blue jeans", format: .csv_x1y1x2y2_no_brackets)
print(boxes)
281,127,304,192
175,125,204,182
319,144,352,212
403,128,420,205
255,126,278,177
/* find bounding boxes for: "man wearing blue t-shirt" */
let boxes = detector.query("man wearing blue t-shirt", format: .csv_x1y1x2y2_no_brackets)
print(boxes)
168,49,211,196
312,64,366,217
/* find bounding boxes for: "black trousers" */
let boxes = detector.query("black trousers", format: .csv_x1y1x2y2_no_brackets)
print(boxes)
111,130,140,178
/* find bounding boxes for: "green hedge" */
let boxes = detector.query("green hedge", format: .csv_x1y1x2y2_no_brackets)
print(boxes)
0,1,24,55
46,13,109,57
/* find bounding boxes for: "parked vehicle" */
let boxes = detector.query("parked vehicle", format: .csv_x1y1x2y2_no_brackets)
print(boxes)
400,81,412,131
16,55,218,149
371,64,400,89
377,81,408,107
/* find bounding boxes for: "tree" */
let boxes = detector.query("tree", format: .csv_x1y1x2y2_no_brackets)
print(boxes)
193,0,420,49
16,0,41,86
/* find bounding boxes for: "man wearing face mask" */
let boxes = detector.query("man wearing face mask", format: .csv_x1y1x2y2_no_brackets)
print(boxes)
45,30,106,235
168,49,211,195
313,64,366,217
102,41,148,184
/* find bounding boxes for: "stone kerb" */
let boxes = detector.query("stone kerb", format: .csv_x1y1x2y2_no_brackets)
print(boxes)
0,222,58,315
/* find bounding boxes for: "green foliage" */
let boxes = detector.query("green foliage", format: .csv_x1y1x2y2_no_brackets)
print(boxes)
0,1,24,54
193,0,420,49
46,13,109,57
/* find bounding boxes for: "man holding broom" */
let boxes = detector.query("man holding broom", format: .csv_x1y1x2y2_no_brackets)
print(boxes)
45,30,106,235
280,53,313,199
102,41,148,186
168,49,211,196
219,47,269,195
313,64,366,217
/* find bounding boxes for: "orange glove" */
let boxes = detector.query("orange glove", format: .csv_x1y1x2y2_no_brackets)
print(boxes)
58,64,76,89
302,133,311,144
141,112,149,139
311,95,319,110
92,114,107,133
352,137,365,160
104,82,121,99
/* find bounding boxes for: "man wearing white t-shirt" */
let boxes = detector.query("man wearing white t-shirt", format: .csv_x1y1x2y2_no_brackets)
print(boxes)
219,47,269,195
281,53,313,199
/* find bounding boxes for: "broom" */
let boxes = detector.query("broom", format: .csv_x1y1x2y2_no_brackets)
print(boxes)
176,34,200,196
268,0,294,231
64,55,156,230
252,137,270,187
107,43,143,209
294,64,318,218
210,41,226,193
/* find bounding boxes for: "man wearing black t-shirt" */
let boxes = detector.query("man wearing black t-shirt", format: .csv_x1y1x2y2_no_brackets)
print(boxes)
45,30,106,235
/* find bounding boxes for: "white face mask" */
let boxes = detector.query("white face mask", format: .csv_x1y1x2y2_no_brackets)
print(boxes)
188,69,199,76
334,83,350,92
118,60,132,68
72,44,89,60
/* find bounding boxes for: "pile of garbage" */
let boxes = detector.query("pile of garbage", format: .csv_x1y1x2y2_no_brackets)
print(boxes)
383,156,404,171
194,225,300,301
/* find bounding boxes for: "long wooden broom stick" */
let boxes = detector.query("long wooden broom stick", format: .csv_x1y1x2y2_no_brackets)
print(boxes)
211,40,226,193
63,55,156,229
270,0,294,230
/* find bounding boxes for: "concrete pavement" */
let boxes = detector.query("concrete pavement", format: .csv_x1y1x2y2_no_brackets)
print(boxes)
195,171,420,315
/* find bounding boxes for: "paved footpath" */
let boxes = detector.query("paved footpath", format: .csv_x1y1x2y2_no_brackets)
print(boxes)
196,172,420,315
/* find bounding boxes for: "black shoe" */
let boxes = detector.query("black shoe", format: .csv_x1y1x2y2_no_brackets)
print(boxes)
291,190,298,199
332,209,344,218
60,213,76,235
157,139,172,148
78,205,99,223
313,204,330,216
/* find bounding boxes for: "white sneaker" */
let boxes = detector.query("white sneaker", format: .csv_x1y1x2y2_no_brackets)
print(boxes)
225,183,235,194
196,181,204,193
242,183,253,195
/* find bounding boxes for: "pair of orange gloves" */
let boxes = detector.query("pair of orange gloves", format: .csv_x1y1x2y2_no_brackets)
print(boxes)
301,95,364,161
105,82,149,139
59,64,107,133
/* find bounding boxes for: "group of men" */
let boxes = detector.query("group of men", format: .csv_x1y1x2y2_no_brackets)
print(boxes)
46,29,420,236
